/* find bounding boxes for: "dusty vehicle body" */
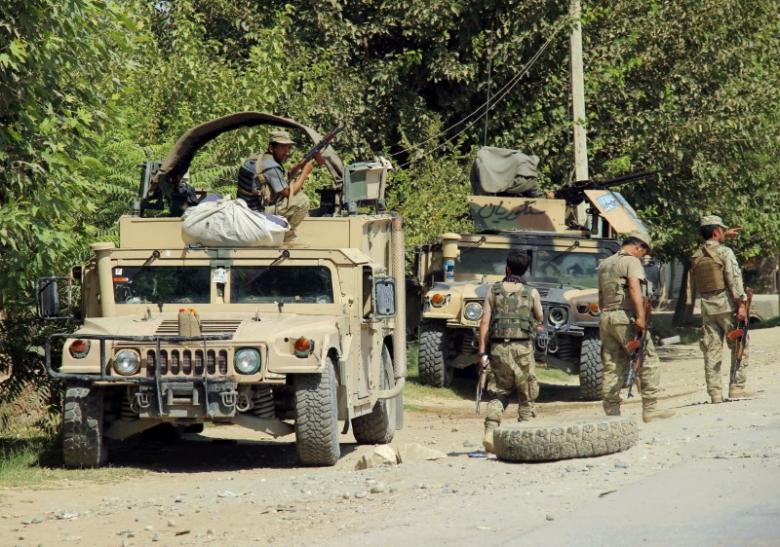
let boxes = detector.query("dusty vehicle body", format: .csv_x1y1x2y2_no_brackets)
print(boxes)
38,113,405,467
414,191,648,399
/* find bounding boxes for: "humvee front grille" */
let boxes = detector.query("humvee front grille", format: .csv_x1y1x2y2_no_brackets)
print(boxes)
537,288,550,297
146,348,229,377
155,320,242,336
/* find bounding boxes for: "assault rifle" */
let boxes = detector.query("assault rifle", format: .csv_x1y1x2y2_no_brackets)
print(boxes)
728,288,753,385
289,126,343,178
554,171,658,206
476,360,488,414
624,297,652,398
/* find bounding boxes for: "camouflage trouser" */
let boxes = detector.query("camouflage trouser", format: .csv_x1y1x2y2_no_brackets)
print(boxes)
700,312,748,396
600,310,661,410
266,191,310,237
484,340,538,427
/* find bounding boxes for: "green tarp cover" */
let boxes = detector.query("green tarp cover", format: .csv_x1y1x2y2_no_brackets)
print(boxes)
470,146,540,195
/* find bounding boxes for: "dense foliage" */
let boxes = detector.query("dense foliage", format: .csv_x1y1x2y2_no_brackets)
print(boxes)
2,0,779,418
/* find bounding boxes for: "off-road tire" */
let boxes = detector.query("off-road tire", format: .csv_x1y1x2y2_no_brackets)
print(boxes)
352,346,397,444
493,416,638,462
579,331,603,401
418,320,452,387
294,357,340,466
62,383,108,468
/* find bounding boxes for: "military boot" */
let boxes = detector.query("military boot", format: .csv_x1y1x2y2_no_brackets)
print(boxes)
728,386,752,399
482,422,498,453
642,405,675,423
710,393,723,404
602,401,621,416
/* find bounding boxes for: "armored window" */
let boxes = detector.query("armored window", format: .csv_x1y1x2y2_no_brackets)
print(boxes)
112,266,210,304
230,266,334,304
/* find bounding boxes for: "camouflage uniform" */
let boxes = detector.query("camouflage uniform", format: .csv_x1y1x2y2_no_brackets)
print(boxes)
260,151,310,239
483,281,541,429
236,131,310,240
598,248,664,418
691,218,748,401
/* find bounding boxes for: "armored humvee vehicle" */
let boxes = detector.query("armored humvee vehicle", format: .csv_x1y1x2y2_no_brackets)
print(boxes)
37,112,405,467
413,159,652,400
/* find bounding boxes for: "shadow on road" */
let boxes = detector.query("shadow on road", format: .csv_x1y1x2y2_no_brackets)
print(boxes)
108,434,361,473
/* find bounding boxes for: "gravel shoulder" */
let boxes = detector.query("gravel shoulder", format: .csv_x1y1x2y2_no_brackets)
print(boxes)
1,328,778,546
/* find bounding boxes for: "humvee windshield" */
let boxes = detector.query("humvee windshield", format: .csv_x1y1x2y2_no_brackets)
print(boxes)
113,266,211,304
457,247,608,289
231,266,334,304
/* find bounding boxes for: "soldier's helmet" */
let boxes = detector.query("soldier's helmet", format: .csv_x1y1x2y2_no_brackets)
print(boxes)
269,130,295,145
699,215,728,229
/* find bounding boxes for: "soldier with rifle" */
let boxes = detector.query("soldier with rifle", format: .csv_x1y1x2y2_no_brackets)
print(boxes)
690,215,750,402
477,251,544,453
237,129,331,242
597,231,674,422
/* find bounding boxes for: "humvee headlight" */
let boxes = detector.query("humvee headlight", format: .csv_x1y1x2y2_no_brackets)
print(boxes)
293,337,315,358
69,339,91,359
114,350,141,376
548,307,569,327
430,293,446,307
234,348,261,374
463,301,483,321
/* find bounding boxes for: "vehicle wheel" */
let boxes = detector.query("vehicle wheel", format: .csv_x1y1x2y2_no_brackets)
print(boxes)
294,357,340,466
352,346,397,444
579,331,603,401
62,383,108,468
418,320,453,387
493,416,638,462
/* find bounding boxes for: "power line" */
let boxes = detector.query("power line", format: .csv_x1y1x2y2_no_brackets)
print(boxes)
395,25,563,169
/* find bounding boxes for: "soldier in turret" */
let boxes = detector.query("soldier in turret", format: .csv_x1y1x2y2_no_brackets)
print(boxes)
690,215,748,402
598,231,674,422
477,251,544,453
237,130,323,241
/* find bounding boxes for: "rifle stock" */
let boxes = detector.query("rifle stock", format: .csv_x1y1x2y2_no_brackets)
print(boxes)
624,297,652,397
729,288,753,385
476,364,488,414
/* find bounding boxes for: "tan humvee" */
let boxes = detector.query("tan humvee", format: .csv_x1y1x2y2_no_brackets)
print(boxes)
38,113,405,467
413,191,651,400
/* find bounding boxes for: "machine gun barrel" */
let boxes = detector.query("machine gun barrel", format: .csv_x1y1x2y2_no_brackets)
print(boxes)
553,170,658,203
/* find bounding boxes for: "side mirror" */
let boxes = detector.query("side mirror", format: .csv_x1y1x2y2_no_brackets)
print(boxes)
36,276,77,320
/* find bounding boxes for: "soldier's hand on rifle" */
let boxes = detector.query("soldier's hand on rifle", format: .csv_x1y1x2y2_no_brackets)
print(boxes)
634,316,647,333
480,354,489,369
724,226,742,239
737,302,747,322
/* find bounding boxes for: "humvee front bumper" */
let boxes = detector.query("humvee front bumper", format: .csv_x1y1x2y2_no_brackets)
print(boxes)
46,333,244,419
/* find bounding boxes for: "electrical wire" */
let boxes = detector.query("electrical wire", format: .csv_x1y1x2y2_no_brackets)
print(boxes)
391,22,566,166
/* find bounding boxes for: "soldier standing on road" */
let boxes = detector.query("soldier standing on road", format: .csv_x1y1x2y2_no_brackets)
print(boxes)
598,231,674,423
477,251,544,453
237,130,324,241
690,215,749,403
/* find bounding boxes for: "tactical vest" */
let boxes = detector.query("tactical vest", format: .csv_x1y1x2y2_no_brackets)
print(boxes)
236,154,287,210
490,282,534,339
691,245,726,294
598,253,628,311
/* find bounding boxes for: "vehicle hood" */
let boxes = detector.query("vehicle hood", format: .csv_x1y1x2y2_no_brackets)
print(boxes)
76,312,346,341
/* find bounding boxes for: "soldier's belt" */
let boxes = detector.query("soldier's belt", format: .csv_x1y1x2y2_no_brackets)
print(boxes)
491,337,530,342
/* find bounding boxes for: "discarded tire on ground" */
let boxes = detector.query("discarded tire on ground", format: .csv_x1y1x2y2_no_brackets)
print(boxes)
493,416,638,462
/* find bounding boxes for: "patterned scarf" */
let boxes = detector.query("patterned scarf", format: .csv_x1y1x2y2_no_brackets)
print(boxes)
503,274,525,284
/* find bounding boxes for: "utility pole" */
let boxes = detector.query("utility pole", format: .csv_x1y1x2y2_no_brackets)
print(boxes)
569,0,590,229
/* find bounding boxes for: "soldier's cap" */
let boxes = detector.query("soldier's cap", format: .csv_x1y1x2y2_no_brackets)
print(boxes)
624,230,652,249
700,214,728,229
269,130,294,145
